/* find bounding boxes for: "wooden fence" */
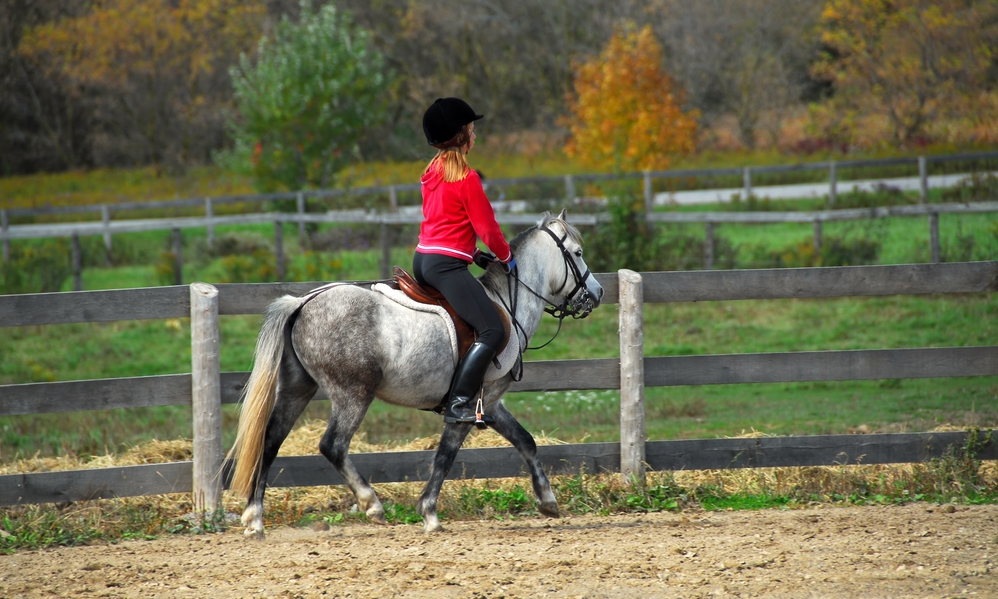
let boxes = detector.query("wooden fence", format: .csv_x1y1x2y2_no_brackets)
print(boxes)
4,202,998,289
1,261,997,506
3,149,998,280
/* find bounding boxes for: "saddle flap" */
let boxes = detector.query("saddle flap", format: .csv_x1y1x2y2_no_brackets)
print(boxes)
392,266,511,359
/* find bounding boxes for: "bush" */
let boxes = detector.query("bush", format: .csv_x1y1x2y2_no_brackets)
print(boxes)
0,242,72,294
828,182,915,209
941,172,998,203
584,189,737,272
750,234,881,268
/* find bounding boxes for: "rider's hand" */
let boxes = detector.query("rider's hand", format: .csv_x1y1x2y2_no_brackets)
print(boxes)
473,250,497,269
501,256,517,274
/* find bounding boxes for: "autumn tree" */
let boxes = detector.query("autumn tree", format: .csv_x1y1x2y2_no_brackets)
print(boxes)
814,0,997,146
655,0,823,149
17,0,264,170
563,25,698,173
221,1,392,192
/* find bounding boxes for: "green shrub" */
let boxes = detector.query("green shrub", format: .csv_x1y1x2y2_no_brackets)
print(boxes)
829,183,915,209
941,172,998,203
750,234,881,268
217,249,277,283
585,190,737,272
0,242,72,294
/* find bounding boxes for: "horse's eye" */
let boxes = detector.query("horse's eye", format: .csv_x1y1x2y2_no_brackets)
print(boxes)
575,249,583,257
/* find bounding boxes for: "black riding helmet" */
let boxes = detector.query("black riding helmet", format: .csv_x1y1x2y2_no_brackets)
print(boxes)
422,97,483,146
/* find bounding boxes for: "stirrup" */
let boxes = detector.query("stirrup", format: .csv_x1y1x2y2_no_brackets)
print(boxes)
473,396,491,430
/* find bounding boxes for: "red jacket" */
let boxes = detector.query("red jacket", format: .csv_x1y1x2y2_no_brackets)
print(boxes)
416,165,512,263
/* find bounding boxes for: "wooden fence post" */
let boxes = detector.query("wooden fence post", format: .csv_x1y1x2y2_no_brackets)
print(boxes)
1,209,9,262
704,222,714,271
743,167,752,199
919,156,928,204
388,185,399,212
172,228,183,285
380,216,391,280
190,282,223,512
618,269,645,486
71,233,82,291
643,171,654,218
205,198,214,251
828,161,837,208
929,212,941,263
101,205,112,266
274,220,285,282
296,192,307,248
564,175,575,204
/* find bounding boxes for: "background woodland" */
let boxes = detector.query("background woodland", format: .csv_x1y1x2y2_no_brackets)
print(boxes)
1,0,997,181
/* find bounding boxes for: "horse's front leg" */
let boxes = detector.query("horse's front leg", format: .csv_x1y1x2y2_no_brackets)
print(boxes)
416,421,474,533
487,401,559,518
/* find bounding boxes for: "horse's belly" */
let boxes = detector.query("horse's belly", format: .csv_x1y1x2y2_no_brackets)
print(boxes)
374,306,455,408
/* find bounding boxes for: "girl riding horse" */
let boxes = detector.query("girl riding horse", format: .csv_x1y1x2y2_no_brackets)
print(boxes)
414,97,515,425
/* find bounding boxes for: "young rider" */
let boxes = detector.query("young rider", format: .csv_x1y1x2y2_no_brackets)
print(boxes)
413,97,515,424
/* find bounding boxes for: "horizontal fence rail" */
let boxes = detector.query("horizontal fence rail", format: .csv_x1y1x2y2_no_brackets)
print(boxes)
2,262,994,328
1,261,996,505
2,431,993,506
4,346,995,417
5,150,997,219
5,202,998,240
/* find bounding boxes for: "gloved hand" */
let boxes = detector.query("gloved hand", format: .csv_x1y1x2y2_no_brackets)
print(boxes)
473,250,497,269
501,256,517,274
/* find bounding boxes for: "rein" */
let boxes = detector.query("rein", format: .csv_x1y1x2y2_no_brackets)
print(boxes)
493,225,595,379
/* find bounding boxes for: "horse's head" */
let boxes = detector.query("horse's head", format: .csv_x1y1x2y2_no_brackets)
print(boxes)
536,209,603,319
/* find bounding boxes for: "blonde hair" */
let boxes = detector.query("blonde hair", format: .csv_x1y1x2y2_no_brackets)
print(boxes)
423,124,472,183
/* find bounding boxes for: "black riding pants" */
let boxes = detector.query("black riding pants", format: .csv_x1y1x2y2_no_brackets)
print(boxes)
412,251,504,352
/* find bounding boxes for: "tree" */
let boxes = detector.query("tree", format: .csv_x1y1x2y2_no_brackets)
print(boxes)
813,0,997,146
17,0,264,170
563,25,698,172
655,0,823,149
221,1,392,192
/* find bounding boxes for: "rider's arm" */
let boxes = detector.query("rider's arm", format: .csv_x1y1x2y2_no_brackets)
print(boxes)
463,171,512,263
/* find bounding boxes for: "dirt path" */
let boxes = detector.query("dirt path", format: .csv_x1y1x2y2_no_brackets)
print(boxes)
2,503,996,599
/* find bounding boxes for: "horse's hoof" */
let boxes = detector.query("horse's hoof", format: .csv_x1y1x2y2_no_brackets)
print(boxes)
539,501,560,519
367,507,387,525
244,527,265,539
422,514,444,533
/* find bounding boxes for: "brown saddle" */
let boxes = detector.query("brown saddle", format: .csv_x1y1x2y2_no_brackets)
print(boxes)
391,266,510,360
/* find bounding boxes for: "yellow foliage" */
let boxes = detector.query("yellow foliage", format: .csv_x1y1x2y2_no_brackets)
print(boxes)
813,0,996,146
19,0,263,90
563,25,698,173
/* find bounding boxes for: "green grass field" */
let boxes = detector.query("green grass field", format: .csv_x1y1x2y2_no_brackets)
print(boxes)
2,156,997,464
2,274,995,462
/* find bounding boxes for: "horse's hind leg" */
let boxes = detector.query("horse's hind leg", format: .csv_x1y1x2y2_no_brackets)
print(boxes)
416,421,474,533
242,348,318,537
318,388,385,524
488,401,559,518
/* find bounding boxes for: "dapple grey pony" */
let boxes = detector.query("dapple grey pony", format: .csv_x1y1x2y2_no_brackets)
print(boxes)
228,211,604,535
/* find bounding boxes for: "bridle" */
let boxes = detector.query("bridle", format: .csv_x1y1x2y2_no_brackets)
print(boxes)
496,225,598,375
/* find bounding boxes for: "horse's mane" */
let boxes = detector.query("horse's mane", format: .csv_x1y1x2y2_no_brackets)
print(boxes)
508,212,582,252
481,212,582,291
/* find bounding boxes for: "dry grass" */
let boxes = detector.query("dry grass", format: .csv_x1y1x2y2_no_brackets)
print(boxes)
2,421,994,533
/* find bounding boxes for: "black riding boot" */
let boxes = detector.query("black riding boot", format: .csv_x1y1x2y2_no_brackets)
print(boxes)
443,342,496,424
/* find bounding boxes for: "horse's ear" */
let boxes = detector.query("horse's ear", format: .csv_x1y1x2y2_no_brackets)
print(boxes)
557,208,567,221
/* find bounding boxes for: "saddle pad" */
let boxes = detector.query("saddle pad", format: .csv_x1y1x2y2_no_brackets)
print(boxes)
372,283,520,382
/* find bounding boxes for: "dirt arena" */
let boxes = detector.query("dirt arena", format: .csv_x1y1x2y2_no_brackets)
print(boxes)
1,503,995,599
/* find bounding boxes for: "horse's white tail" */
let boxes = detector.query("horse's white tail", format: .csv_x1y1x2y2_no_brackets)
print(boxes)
227,295,306,499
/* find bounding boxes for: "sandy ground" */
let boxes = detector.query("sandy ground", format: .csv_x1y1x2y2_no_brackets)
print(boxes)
1,503,996,599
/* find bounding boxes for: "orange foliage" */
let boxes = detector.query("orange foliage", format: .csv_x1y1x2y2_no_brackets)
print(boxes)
813,0,996,147
563,25,698,173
